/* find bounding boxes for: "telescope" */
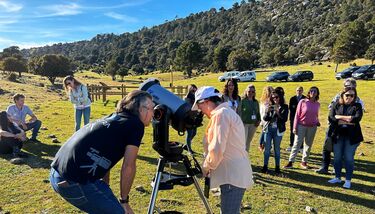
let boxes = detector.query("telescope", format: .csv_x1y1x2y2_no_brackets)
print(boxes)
140,78,203,159
139,79,213,214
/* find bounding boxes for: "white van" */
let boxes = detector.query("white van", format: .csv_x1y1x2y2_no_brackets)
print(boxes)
233,71,256,82
218,71,241,82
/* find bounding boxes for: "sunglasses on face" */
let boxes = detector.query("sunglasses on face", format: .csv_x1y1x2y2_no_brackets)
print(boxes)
248,90,255,93
344,93,355,98
309,90,317,93
272,96,279,99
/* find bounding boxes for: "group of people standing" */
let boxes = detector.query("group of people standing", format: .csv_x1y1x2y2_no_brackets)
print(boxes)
184,77,364,191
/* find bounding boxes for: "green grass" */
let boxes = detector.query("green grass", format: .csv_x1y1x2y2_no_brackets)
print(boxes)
0,59,374,213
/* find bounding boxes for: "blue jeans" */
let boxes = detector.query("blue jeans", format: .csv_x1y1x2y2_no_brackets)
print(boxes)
75,107,91,131
333,136,359,181
263,127,282,168
25,120,42,139
49,168,124,214
186,128,197,150
259,131,265,145
220,184,246,214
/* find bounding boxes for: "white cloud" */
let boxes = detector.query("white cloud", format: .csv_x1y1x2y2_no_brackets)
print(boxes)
86,0,151,10
0,36,58,51
37,3,82,17
104,12,138,23
0,0,23,12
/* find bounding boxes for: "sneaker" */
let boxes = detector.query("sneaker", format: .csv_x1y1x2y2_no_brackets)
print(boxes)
261,165,268,173
284,162,293,169
315,167,329,174
343,180,351,189
328,177,342,184
286,147,292,152
300,162,309,169
298,148,303,153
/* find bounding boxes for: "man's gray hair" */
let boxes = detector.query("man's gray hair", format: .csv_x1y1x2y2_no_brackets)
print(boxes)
116,90,152,116
344,78,357,88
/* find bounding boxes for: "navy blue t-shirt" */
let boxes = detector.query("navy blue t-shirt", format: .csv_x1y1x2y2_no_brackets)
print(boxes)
51,111,144,183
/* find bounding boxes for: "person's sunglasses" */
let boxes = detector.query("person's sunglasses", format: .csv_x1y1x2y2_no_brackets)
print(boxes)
309,90,317,93
272,96,279,99
248,90,255,93
344,93,355,98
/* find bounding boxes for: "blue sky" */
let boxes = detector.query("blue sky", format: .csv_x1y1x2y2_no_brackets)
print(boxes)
0,0,240,51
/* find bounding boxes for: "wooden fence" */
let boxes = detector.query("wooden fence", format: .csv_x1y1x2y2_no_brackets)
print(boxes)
88,83,188,102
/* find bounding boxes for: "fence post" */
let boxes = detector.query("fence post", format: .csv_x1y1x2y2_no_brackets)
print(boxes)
121,84,124,98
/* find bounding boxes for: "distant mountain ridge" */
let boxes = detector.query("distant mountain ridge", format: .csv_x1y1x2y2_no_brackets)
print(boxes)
21,0,375,71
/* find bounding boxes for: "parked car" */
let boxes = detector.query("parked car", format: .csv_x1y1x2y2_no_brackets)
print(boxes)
266,71,290,82
352,65,375,80
335,66,360,80
232,70,256,82
288,70,314,81
218,71,241,82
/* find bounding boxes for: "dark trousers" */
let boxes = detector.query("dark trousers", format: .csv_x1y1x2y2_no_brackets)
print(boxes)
0,138,23,154
24,120,42,139
321,132,332,170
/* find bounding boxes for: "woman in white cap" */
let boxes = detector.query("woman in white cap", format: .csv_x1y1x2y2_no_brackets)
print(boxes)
192,86,253,214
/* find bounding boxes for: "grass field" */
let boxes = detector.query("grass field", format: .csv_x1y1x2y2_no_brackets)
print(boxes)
0,59,374,213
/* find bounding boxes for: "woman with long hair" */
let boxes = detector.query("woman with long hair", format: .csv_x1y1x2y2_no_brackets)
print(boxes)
258,86,274,151
285,86,320,169
261,90,288,174
222,78,241,113
63,75,91,131
238,84,261,152
184,84,198,152
0,111,27,157
328,87,363,189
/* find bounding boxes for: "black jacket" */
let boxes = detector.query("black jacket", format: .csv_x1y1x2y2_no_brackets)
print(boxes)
289,95,306,121
329,102,363,145
263,104,289,133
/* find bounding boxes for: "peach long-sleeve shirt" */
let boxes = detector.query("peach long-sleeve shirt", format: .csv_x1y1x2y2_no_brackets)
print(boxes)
203,102,254,189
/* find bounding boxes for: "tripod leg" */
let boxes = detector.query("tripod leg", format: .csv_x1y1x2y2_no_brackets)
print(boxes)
147,158,166,214
192,176,213,214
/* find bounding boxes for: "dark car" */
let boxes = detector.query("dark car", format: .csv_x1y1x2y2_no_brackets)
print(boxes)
335,66,360,80
266,71,290,82
352,65,375,80
288,70,314,82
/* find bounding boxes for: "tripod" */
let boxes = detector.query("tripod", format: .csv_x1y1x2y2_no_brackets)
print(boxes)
147,152,213,214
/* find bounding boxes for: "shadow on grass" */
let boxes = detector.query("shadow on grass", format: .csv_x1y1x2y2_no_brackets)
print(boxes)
0,140,61,169
279,150,375,174
256,172,375,210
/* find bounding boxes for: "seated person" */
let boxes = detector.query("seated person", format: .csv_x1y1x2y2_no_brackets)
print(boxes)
6,93,42,142
0,111,27,158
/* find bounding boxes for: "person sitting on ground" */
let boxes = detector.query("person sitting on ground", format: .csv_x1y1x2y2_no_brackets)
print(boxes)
0,111,28,158
50,90,154,214
6,94,42,143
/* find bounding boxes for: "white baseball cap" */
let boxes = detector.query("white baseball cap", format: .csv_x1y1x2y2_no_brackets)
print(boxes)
191,86,221,111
